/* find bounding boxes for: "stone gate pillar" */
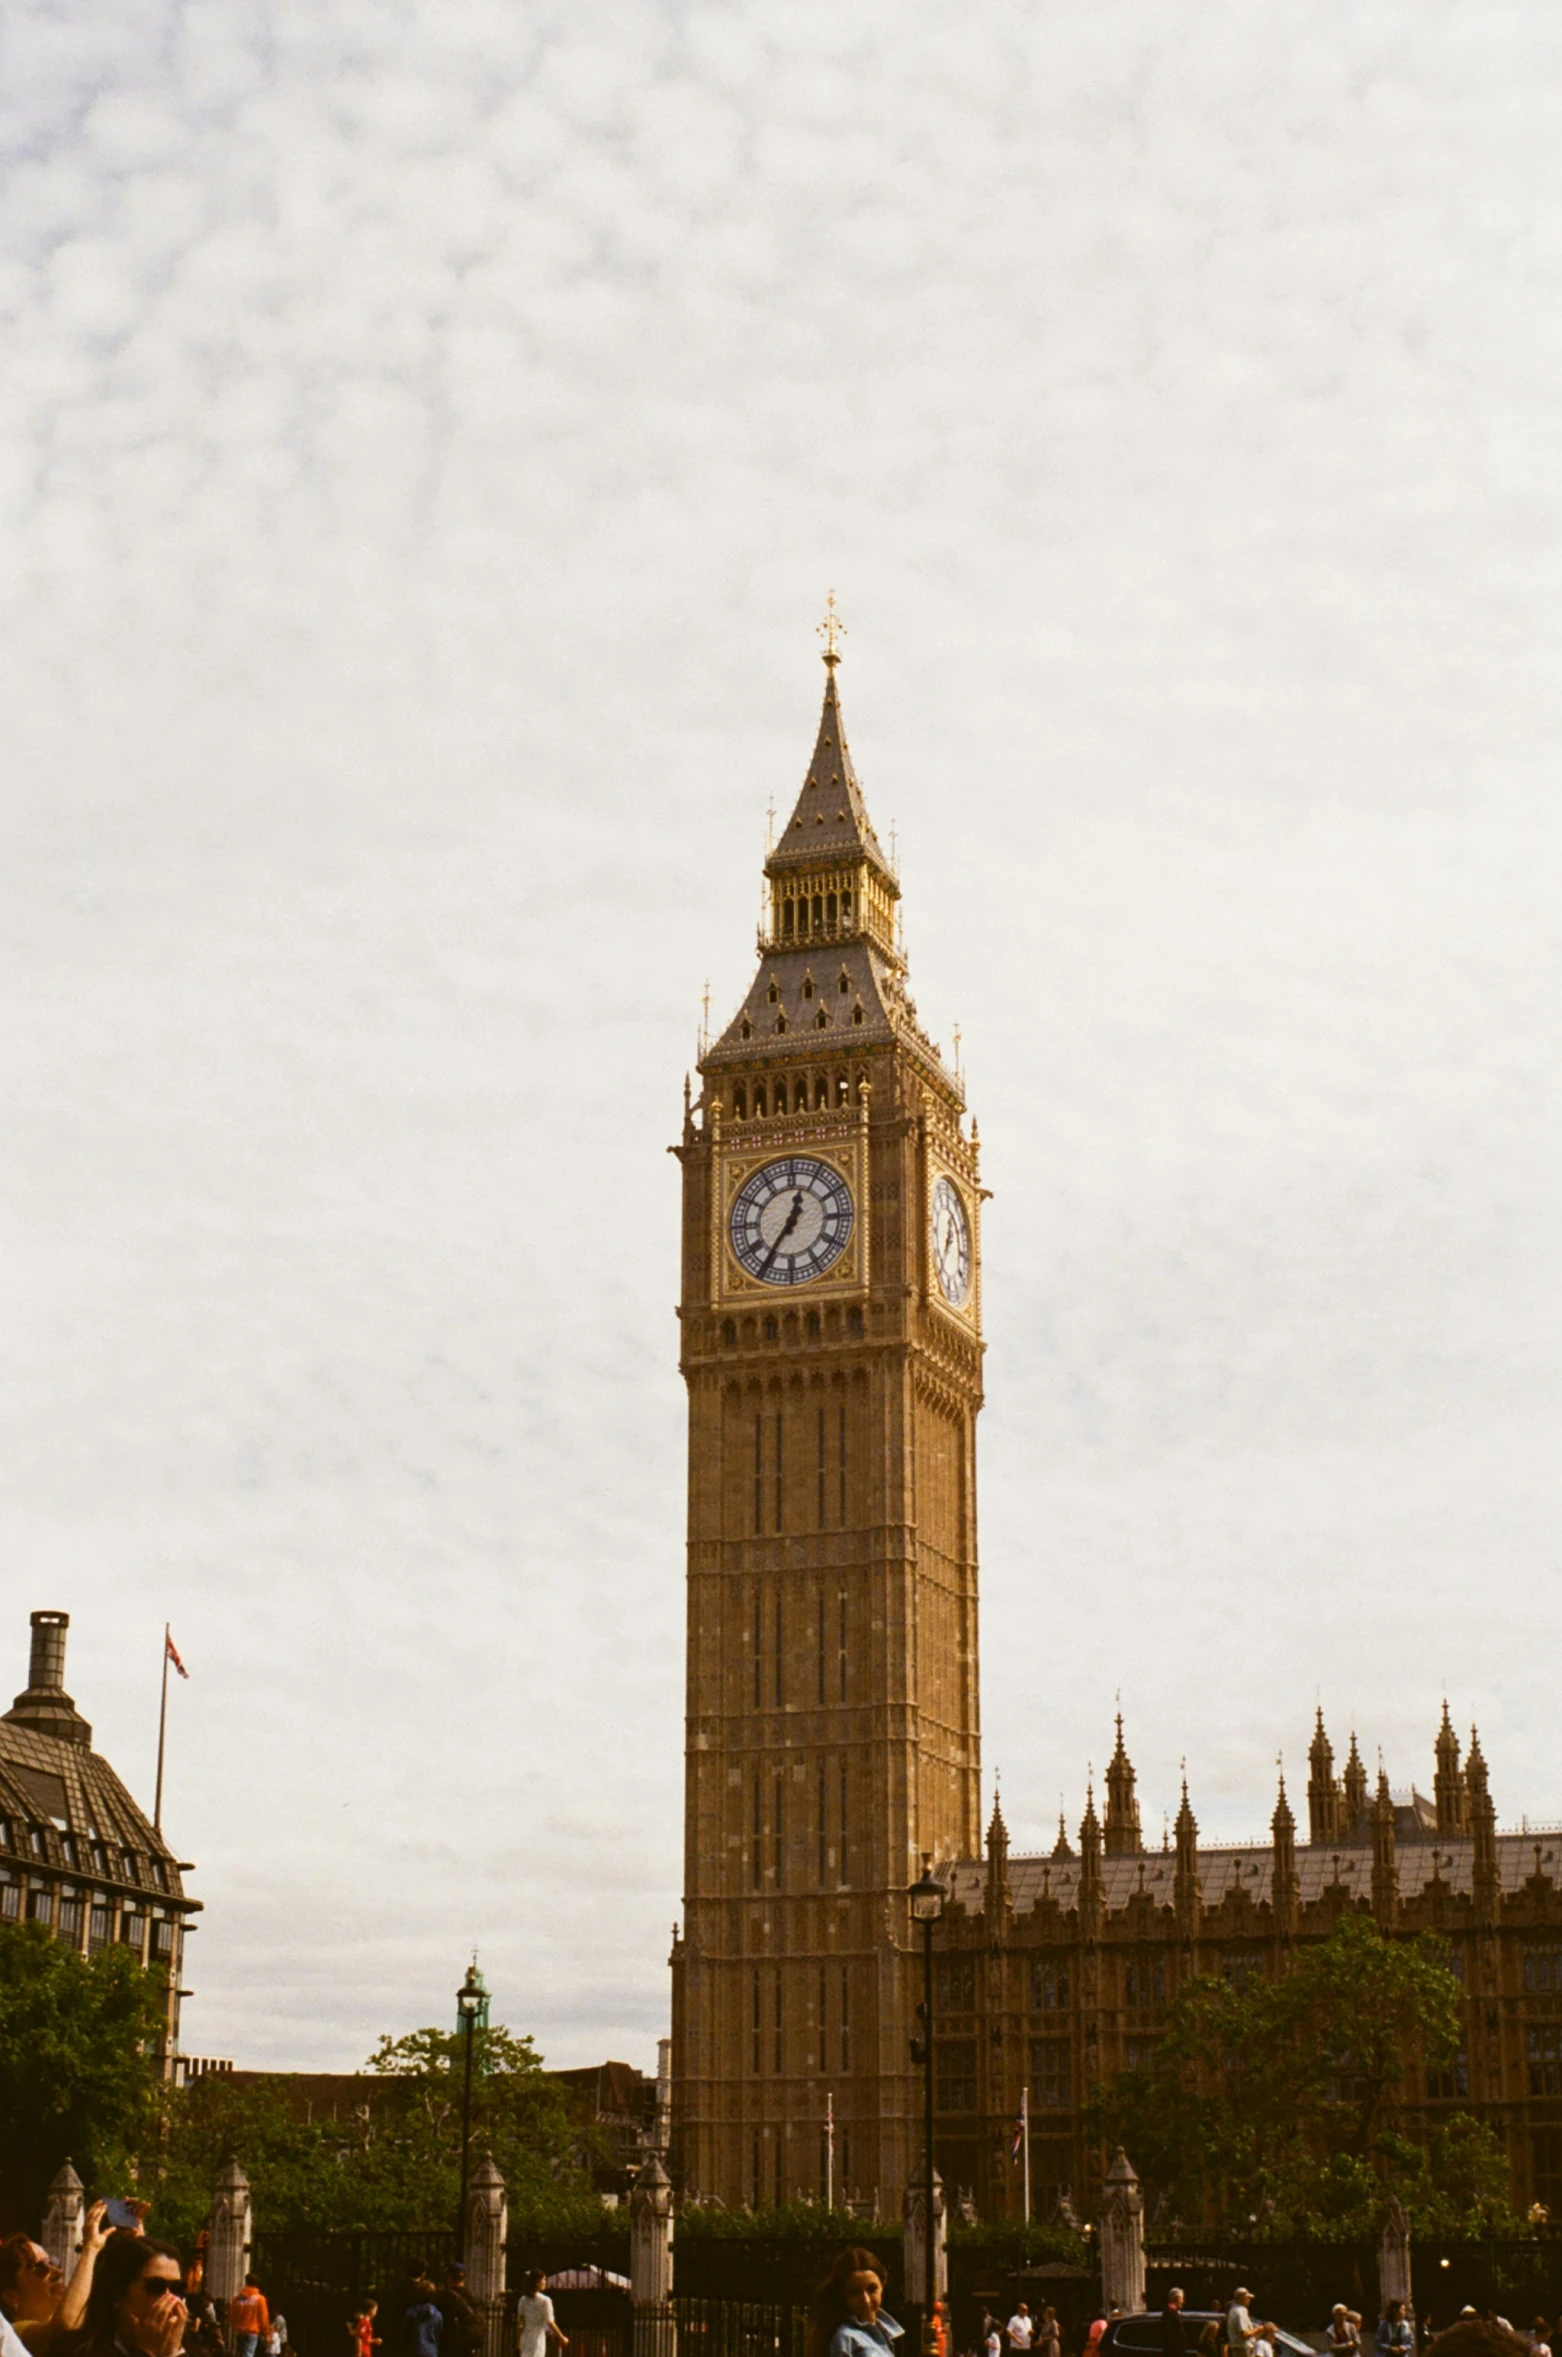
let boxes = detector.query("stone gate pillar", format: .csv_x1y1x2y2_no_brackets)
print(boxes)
1101,2149,1145,2315
41,2162,84,2271
630,2153,675,2357
207,2157,253,2326
902,2165,948,2315
464,2156,509,2357
1378,2196,1412,2316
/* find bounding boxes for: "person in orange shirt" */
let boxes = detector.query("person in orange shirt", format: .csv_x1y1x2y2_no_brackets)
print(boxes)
229,2278,270,2357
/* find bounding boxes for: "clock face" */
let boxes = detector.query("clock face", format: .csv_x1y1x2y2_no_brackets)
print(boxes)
729,1156,855,1287
930,1174,971,1308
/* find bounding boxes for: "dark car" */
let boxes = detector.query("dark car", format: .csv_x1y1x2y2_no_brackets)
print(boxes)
1100,2317,1315,2357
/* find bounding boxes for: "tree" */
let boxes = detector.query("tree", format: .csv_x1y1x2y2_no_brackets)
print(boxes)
0,1920,166,2225
152,2018,603,2240
1092,1914,1514,2236
361,2022,601,2229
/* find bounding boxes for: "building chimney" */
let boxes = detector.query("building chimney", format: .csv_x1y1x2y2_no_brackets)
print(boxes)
4,1610,92,1745
29,1611,69,1692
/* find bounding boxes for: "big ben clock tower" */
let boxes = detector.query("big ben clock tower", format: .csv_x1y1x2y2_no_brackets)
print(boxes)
670,606,985,2208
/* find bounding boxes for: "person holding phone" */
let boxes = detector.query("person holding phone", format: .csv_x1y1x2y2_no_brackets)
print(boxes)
1,2200,115,2352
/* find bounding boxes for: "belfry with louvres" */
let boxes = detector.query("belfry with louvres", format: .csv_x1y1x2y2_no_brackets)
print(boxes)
667,623,1559,2223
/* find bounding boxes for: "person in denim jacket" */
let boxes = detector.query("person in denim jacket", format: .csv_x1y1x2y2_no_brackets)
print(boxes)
808,2250,904,2357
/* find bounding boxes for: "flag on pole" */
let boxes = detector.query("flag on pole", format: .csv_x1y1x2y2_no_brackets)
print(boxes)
165,1633,189,1680
1010,2090,1027,2162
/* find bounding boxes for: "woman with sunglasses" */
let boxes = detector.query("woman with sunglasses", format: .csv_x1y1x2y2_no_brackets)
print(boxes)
0,2203,113,2354
72,2234,188,2357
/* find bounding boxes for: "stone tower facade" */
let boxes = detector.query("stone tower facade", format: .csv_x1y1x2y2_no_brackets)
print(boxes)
669,627,984,2208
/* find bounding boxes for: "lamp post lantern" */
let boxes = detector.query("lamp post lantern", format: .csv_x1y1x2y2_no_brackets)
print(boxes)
456,1963,487,2247
909,1859,945,2357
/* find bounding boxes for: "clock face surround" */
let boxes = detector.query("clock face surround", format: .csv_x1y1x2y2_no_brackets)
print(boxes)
930,1173,971,1308
729,1155,854,1287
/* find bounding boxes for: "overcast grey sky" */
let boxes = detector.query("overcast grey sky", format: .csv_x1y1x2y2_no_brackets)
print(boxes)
2,2,1559,2074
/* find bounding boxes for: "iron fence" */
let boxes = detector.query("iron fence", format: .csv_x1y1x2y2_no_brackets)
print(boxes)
250,2226,461,2357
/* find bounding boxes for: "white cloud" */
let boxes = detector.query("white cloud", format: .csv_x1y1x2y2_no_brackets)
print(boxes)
1,0,1559,2070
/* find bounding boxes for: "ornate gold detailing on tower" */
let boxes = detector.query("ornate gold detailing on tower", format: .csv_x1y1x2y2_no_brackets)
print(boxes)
817,588,847,668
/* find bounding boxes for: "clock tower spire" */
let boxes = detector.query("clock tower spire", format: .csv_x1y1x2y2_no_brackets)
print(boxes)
669,613,985,2210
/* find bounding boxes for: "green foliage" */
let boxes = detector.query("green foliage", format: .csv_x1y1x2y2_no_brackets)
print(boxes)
0,1919,167,2223
152,2020,601,2240
678,2202,903,2241
946,2219,1089,2272
1091,1914,1515,2238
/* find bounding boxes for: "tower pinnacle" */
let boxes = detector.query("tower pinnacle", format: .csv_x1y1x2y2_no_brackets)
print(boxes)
1104,1712,1144,1857
817,589,847,668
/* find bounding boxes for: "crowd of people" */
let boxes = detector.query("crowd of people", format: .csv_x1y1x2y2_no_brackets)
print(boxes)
803,2251,1562,2357
8,2220,1562,2357
0,2219,455,2357
0,2218,561,2357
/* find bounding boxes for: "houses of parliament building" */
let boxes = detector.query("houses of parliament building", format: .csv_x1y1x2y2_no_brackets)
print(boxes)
667,616,1562,2225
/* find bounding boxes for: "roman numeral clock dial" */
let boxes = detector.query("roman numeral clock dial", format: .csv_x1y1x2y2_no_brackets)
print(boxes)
930,1172,972,1308
728,1156,854,1286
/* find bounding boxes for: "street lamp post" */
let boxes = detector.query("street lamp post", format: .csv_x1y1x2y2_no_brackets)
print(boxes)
909,1859,946,2357
456,1964,486,2250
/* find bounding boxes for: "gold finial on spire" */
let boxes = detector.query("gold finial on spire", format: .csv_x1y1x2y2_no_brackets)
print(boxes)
817,589,847,668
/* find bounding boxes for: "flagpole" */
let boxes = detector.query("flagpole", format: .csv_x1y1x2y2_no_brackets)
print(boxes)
154,1623,170,1832
1022,2085,1031,2226
825,2089,834,2212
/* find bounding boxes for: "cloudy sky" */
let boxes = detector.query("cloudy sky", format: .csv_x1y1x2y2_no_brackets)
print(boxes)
3,2,1559,2074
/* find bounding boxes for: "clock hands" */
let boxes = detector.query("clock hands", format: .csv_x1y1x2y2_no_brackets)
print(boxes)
756,1189,807,1279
